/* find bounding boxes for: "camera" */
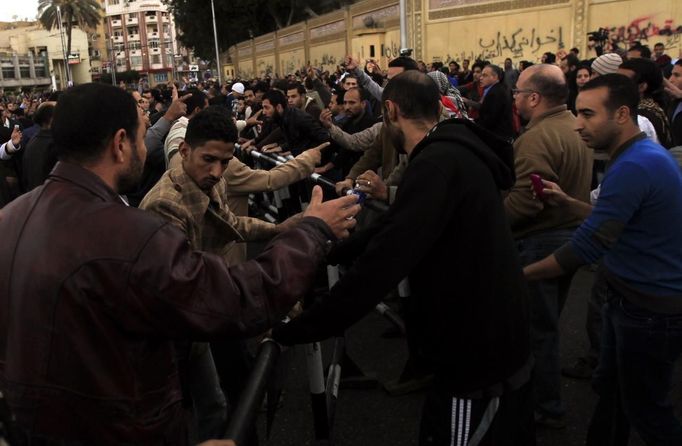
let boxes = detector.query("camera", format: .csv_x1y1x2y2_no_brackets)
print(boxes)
399,48,413,57
587,28,609,43
587,28,610,56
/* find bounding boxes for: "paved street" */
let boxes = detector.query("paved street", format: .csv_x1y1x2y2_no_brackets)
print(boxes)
254,268,682,445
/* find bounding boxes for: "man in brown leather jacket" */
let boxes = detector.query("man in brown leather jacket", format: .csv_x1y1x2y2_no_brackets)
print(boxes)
0,83,359,445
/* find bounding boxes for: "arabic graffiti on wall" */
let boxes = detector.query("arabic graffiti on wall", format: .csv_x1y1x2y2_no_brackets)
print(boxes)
312,54,338,68
478,27,564,59
431,26,563,64
599,16,682,49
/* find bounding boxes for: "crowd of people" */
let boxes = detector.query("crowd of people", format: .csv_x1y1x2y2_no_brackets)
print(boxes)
1,38,682,446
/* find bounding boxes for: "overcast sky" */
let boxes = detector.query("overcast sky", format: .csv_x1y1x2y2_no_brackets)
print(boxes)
0,0,40,22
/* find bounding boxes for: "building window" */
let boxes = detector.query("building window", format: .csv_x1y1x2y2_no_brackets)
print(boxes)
151,54,161,64
1,67,15,79
109,0,119,5
130,56,142,66
148,39,160,49
154,73,168,82
19,66,31,78
129,41,141,50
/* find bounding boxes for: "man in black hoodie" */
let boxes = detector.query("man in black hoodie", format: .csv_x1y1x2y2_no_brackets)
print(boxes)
272,71,534,445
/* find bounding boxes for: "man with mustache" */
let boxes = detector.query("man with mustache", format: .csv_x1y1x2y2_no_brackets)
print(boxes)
0,83,359,445
525,74,682,446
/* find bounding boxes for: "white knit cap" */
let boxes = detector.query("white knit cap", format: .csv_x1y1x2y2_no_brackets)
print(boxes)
591,53,623,76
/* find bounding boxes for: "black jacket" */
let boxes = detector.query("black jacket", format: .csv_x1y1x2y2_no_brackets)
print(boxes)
669,99,682,147
476,82,515,141
21,128,57,192
277,107,330,155
273,119,531,396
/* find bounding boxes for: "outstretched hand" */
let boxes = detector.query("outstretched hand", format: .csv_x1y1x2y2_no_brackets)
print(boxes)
303,186,360,239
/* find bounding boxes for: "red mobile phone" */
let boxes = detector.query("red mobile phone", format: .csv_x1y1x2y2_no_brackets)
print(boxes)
530,174,545,199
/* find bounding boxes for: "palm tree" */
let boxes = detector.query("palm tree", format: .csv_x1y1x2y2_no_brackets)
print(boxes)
38,0,103,67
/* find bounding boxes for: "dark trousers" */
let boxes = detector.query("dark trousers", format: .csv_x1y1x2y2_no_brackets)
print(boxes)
419,380,535,446
517,229,575,418
585,264,608,363
587,287,682,446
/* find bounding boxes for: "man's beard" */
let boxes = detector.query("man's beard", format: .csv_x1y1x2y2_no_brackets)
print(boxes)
385,119,406,154
116,143,144,195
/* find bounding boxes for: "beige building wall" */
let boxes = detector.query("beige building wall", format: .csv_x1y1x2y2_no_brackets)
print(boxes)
230,0,681,78
0,24,92,88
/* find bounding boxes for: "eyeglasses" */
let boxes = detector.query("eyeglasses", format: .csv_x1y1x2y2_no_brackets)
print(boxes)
512,88,539,96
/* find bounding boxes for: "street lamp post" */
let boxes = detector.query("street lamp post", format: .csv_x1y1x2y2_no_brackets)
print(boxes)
210,0,222,84
399,0,408,49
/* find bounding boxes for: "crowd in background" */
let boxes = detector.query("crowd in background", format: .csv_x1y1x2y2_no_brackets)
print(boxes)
2,37,682,446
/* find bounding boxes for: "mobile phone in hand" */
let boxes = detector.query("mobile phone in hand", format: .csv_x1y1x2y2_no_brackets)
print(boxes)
530,174,545,199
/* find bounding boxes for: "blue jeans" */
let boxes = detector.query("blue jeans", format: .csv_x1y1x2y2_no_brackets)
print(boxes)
587,287,682,446
517,229,575,418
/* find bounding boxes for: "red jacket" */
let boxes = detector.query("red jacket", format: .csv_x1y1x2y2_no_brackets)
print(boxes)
0,162,332,444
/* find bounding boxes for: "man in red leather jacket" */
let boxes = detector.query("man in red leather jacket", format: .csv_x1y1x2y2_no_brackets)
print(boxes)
0,83,359,445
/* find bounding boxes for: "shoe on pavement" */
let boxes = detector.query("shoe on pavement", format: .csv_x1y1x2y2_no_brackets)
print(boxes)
561,357,597,380
383,374,433,396
534,412,566,429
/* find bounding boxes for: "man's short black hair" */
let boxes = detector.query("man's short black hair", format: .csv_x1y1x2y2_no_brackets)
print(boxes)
33,103,55,127
287,83,306,96
184,88,208,114
185,106,238,147
332,89,346,105
272,79,289,92
486,64,504,81
526,66,569,107
675,59,682,68
472,61,486,71
628,44,652,59
254,82,269,94
564,53,579,69
382,71,440,122
263,89,288,109
52,83,138,163
543,52,556,64
388,56,419,71
580,74,639,123
619,57,663,97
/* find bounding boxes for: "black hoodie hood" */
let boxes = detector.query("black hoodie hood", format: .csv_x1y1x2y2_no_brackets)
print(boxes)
409,118,516,190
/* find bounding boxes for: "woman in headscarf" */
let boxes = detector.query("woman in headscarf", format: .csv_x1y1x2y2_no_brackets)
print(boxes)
427,70,469,120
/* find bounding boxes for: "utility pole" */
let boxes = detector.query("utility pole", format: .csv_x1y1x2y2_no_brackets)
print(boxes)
56,6,72,87
210,0,222,84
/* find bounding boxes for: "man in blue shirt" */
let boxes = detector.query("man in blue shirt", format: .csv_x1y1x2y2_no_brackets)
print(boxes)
524,74,682,445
